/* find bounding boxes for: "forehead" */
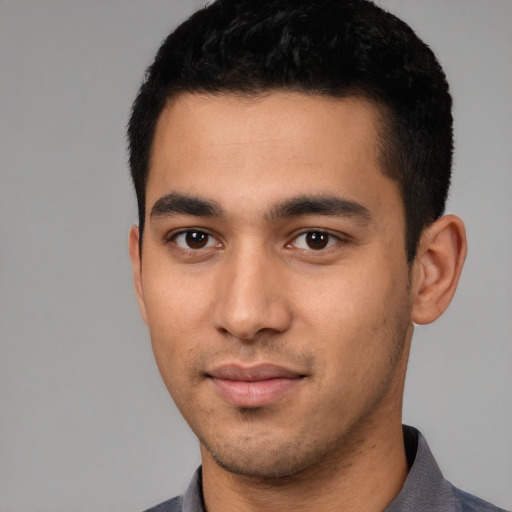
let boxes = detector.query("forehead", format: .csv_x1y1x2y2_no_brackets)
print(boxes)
147,91,400,220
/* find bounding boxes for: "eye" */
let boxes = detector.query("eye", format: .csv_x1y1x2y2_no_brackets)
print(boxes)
172,230,219,250
291,231,340,251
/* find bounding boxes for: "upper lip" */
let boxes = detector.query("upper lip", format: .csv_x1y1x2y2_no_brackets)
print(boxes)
207,363,304,382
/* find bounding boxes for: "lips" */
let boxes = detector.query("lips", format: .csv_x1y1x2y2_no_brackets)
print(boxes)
207,364,305,408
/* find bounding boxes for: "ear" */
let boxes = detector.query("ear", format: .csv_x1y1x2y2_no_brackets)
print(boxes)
411,214,467,325
129,225,148,324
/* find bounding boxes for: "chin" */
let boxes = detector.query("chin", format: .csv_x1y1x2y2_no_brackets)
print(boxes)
201,433,337,480
212,452,312,480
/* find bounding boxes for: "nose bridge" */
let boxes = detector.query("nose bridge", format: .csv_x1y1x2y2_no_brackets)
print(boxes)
212,240,291,340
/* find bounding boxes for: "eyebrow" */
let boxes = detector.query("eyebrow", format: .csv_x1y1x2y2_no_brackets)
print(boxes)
267,195,372,224
150,192,224,219
150,192,371,224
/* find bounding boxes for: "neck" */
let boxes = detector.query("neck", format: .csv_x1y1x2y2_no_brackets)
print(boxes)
201,418,408,512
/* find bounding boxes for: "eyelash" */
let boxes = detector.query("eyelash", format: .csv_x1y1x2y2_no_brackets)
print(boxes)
166,228,345,253
288,231,342,251
167,229,222,251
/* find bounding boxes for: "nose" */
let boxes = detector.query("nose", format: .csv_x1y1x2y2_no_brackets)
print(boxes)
212,245,293,341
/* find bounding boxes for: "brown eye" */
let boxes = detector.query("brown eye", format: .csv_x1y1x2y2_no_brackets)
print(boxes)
174,230,217,250
305,232,329,249
185,231,208,249
292,231,339,251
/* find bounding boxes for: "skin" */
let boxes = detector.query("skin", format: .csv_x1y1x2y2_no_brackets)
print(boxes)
130,92,467,512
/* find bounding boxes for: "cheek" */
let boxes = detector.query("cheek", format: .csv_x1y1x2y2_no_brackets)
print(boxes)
141,265,213,388
295,260,394,330
295,259,408,370
143,256,212,336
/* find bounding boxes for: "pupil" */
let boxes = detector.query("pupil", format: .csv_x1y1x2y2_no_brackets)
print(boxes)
306,232,328,249
186,231,207,249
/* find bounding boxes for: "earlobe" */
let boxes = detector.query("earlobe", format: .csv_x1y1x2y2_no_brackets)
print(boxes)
411,215,467,325
129,225,148,324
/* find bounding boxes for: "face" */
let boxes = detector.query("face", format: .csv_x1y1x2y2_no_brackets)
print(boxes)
130,92,415,479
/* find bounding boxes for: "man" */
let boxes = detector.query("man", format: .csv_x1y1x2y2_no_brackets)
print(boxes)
127,1,506,511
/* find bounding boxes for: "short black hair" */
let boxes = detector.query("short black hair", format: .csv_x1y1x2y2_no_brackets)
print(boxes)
128,0,453,261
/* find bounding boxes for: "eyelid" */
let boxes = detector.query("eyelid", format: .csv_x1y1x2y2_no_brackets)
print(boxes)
163,227,350,254
287,229,348,251
165,228,222,250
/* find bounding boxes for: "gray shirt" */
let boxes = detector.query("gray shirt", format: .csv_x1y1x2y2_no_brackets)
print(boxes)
144,426,508,512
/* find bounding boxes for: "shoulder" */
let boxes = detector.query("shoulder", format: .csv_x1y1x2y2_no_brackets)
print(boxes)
142,467,203,512
388,427,510,512
142,496,182,512
449,485,510,512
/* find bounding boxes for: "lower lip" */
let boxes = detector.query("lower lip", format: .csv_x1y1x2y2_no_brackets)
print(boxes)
209,377,303,408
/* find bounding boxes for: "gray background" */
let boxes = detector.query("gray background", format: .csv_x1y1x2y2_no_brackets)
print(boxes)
0,1,510,511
